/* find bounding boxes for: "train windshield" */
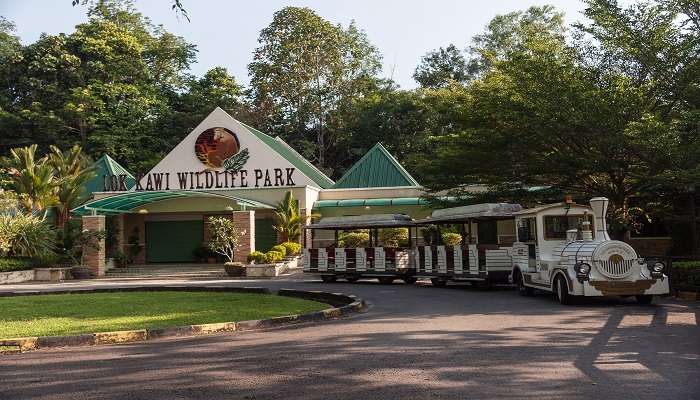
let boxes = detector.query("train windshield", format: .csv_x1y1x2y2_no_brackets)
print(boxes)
544,214,594,240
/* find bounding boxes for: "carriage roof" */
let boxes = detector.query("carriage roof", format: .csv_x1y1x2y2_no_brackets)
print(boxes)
513,202,592,216
305,213,414,230
414,203,522,224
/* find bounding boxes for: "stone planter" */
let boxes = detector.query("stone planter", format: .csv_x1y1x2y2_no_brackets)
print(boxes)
245,263,287,278
70,266,94,280
224,262,245,277
0,269,35,285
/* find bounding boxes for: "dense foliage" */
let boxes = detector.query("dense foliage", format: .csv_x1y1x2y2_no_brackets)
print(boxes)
379,228,409,248
0,257,34,273
0,213,57,258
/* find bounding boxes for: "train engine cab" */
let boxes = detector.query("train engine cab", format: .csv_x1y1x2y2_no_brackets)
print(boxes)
510,197,669,305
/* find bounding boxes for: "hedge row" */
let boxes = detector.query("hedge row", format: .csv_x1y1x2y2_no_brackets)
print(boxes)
0,258,34,273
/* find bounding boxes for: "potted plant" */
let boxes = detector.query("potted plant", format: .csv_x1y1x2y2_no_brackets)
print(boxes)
69,228,106,279
206,216,245,277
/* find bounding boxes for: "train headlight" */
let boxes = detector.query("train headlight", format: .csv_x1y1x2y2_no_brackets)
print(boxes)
652,262,664,273
574,262,591,282
650,261,665,278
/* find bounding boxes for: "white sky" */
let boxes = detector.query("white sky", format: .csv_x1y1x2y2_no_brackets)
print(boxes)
1,0,594,89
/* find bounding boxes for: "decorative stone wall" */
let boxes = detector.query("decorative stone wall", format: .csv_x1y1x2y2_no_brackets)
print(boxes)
232,210,255,263
82,215,106,277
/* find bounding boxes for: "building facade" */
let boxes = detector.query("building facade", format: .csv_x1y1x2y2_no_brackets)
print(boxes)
75,108,432,274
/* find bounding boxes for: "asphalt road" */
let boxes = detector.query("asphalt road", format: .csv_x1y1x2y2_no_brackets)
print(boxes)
1,277,699,400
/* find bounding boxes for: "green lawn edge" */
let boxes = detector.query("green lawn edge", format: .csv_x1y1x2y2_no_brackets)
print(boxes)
0,291,328,338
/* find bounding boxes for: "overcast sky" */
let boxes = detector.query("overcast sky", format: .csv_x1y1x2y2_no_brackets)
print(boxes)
2,0,593,89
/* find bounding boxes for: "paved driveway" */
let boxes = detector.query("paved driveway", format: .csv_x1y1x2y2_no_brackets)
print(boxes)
1,278,698,400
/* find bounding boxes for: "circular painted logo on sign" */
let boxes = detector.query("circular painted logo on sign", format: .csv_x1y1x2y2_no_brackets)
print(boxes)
194,127,240,168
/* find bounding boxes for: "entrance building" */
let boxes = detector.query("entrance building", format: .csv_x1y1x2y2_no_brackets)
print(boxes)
73,108,433,274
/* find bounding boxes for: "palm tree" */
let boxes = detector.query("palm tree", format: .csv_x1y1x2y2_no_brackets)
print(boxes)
47,145,95,228
3,145,57,216
273,191,302,243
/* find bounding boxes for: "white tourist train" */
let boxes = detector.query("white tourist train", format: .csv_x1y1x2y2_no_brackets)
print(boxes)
302,197,670,305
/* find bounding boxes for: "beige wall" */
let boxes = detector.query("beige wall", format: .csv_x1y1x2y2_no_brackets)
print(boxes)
319,186,424,200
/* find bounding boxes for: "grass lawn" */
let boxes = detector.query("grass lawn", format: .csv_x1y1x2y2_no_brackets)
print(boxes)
0,291,328,338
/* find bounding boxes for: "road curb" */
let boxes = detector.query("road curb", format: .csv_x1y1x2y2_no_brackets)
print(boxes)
0,286,365,353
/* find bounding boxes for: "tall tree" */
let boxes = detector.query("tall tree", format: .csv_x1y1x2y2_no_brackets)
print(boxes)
248,7,382,174
466,5,566,78
423,0,700,239
0,0,197,173
413,44,469,88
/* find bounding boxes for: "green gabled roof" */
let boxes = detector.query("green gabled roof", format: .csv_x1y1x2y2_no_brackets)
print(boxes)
238,122,335,189
84,154,136,194
333,143,420,189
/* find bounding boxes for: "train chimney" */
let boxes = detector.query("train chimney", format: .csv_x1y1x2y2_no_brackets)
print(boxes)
566,229,578,243
589,197,611,241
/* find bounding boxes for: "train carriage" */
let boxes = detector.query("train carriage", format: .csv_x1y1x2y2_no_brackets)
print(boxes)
412,203,523,287
302,214,416,284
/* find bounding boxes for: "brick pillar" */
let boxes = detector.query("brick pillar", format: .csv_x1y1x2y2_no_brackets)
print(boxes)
300,208,312,249
232,210,255,263
82,215,106,277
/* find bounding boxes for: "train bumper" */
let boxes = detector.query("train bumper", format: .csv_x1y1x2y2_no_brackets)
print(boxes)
583,278,669,297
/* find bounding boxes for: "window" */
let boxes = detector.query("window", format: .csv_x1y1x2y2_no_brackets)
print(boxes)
477,220,498,244
544,214,593,240
517,218,537,242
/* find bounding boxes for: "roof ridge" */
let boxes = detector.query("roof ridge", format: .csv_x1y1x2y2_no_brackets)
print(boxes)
372,143,420,186
333,143,420,188
100,154,135,179
237,121,334,188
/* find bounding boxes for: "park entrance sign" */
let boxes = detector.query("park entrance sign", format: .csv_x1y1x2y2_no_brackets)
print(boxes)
126,108,326,192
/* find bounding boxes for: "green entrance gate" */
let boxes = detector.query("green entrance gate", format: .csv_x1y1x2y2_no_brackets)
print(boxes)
145,220,204,263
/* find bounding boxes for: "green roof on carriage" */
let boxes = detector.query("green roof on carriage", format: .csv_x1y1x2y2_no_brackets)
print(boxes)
332,143,420,189
84,154,136,194
238,122,335,189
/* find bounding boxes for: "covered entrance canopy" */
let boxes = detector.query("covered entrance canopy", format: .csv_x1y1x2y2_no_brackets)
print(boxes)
71,190,274,215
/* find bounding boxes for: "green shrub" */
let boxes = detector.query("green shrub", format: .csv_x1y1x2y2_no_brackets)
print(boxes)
281,241,301,255
265,250,283,263
338,231,370,248
246,251,266,264
673,261,700,269
380,228,409,248
441,232,463,246
32,253,61,268
0,258,34,272
270,244,287,257
0,213,57,258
